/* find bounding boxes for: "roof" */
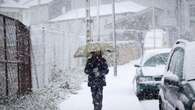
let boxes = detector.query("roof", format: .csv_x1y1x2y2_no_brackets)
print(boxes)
22,0,53,7
104,7,163,30
0,0,53,8
50,1,147,22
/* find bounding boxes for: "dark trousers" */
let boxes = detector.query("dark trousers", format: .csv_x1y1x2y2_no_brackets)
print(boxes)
91,86,103,110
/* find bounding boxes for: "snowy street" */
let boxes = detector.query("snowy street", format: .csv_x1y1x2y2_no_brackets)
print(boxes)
59,61,159,110
1,0,195,110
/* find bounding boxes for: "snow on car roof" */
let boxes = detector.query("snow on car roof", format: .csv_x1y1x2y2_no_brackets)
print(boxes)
141,48,171,65
50,1,147,22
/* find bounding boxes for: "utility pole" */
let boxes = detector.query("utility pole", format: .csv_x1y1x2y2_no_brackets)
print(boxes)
138,32,144,57
177,0,182,38
112,0,117,76
97,0,100,41
152,0,156,49
86,0,92,43
42,26,46,87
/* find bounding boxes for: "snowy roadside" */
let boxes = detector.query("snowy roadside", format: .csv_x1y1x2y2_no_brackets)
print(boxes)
0,68,87,110
140,100,159,110
58,60,160,110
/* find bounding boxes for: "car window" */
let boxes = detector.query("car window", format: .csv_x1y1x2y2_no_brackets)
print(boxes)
168,48,184,79
144,53,169,67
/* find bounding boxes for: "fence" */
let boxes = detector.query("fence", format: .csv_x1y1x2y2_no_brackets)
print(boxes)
0,14,32,97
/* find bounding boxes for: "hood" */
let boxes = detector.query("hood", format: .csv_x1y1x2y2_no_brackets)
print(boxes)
142,65,165,76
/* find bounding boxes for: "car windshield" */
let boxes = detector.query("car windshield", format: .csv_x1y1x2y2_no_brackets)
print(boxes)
143,53,169,67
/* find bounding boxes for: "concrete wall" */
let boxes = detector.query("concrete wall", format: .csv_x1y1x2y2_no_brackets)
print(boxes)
30,19,85,88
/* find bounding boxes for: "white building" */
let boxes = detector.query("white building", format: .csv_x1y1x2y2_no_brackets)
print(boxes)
0,0,53,25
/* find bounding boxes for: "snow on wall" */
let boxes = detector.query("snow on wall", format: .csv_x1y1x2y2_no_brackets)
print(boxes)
30,22,85,88
31,25,64,88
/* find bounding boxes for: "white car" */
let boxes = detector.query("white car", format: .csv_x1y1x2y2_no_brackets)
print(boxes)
133,48,171,100
159,40,195,110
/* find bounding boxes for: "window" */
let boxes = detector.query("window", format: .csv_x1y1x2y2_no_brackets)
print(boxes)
144,53,169,67
168,48,184,79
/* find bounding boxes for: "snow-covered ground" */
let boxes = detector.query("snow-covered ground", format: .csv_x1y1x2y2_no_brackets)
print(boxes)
0,68,86,110
141,100,159,110
59,61,159,110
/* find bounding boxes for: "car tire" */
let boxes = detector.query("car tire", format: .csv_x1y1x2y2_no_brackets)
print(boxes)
137,93,144,100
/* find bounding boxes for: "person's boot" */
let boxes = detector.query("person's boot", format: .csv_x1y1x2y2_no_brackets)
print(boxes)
98,103,102,110
94,105,98,110
94,102,99,110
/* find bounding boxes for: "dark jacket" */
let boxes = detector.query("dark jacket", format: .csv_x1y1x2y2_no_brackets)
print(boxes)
84,56,109,87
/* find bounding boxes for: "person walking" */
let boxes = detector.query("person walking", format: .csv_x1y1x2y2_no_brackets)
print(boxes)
84,50,109,110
